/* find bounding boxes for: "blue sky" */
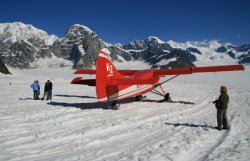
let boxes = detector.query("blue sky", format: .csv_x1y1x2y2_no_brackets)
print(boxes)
1,0,250,45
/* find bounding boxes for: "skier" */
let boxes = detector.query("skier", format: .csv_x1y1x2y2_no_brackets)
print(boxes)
31,80,40,100
213,86,229,130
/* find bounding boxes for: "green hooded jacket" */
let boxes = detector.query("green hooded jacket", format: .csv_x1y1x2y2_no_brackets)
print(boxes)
216,92,229,109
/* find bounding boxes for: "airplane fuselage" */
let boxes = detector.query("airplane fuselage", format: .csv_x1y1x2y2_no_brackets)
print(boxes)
103,71,160,101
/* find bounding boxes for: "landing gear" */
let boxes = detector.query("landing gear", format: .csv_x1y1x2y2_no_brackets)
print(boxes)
135,95,143,101
164,93,171,102
110,101,119,110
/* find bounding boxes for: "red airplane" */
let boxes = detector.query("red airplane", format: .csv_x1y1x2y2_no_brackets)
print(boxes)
71,48,244,106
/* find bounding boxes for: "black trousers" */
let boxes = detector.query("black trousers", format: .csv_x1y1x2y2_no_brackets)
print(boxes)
217,109,229,129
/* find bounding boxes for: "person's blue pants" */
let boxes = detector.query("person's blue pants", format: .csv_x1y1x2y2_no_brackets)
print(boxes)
33,90,39,100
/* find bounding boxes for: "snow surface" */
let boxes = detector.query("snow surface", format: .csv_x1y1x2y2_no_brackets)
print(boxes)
0,63,250,161
156,58,177,66
167,40,221,50
30,56,73,68
78,45,86,57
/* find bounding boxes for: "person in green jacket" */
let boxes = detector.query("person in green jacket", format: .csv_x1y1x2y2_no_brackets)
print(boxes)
213,86,229,130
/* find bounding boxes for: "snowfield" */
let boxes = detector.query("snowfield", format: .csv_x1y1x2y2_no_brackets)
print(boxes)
0,65,250,161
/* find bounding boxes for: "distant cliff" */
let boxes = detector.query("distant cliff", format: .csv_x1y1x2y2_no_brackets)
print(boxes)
0,58,11,74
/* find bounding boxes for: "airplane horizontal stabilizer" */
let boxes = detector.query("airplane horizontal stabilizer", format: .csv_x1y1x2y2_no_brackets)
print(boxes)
71,77,96,86
74,70,96,75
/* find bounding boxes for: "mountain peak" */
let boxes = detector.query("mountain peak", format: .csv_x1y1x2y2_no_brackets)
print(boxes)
147,36,165,44
208,40,221,49
65,24,96,37
72,24,93,32
0,22,58,45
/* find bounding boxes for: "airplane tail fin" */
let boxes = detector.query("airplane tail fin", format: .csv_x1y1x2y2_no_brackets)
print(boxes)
96,48,122,101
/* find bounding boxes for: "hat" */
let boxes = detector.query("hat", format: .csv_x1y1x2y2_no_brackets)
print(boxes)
220,86,227,93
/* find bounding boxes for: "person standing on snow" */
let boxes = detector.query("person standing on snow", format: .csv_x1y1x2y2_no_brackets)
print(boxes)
213,86,229,130
31,80,40,100
42,81,50,100
37,80,41,98
48,80,53,100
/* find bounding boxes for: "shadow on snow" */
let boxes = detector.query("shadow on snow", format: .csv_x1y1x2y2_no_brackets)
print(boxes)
47,97,136,110
165,122,214,129
19,97,33,100
48,101,109,110
143,99,195,105
54,94,95,99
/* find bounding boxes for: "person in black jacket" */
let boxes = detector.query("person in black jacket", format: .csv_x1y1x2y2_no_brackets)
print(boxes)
48,80,53,100
42,81,50,100
213,86,229,130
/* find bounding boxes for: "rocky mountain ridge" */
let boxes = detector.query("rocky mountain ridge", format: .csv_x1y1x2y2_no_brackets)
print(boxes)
0,22,249,72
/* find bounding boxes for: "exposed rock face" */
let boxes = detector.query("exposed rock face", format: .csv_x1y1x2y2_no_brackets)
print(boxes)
237,44,250,52
226,51,236,59
123,36,172,51
187,47,202,55
216,46,228,53
238,51,250,64
118,37,196,69
236,44,250,64
0,58,11,74
139,47,195,69
52,24,103,69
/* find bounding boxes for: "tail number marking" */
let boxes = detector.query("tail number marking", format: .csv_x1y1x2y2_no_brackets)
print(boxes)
106,63,114,77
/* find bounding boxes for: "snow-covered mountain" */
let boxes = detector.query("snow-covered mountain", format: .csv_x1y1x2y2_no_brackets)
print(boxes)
0,22,249,70
119,37,250,68
0,22,58,46
168,40,250,66
0,22,59,68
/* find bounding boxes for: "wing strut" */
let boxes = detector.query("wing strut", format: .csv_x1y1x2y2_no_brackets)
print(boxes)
157,75,180,86
151,89,165,97
151,75,180,98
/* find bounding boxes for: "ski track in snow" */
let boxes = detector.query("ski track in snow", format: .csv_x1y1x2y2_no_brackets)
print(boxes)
0,68,250,161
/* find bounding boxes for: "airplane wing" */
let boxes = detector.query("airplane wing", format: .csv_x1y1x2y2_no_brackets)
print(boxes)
112,64,244,85
74,65,244,76
72,64,244,85
153,65,244,76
